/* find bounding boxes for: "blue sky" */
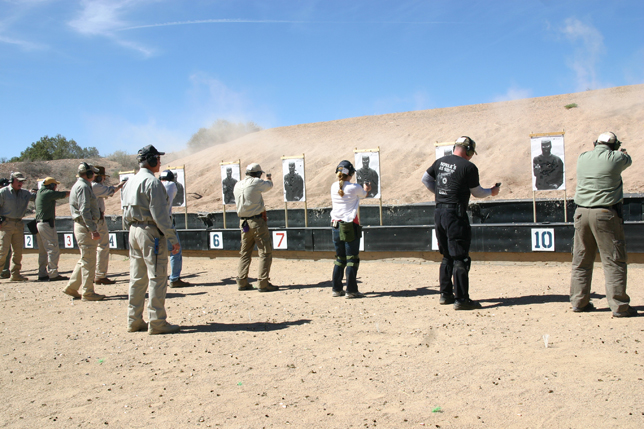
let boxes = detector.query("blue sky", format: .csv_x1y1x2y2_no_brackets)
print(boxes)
1,0,643,159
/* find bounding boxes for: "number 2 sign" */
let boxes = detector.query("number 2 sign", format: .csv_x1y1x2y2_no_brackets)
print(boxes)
272,231,287,250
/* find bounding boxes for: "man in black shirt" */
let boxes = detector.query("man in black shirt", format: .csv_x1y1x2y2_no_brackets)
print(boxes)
423,136,500,310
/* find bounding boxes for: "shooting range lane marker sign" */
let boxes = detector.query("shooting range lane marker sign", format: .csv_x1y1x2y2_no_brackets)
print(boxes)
64,233,74,249
209,231,224,250
531,228,555,252
272,230,288,250
24,234,34,249
109,233,117,249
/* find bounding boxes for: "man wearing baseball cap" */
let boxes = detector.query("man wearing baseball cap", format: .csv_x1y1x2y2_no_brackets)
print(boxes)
122,145,181,334
233,163,278,292
63,162,104,301
571,131,637,317
0,172,37,281
92,166,126,285
35,177,70,281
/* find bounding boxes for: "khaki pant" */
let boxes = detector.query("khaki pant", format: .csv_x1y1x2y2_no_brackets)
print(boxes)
95,218,110,279
128,225,169,331
66,222,98,296
237,217,273,288
570,207,630,313
36,222,60,278
0,219,24,277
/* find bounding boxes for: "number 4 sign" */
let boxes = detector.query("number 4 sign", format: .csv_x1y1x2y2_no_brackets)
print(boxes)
109,233,117,249
532,228,555,252
272,231,287,250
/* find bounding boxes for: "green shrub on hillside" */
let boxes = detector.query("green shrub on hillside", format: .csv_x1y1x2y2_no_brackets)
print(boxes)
10,135,99,162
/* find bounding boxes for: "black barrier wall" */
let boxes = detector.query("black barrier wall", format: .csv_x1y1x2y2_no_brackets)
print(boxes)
21,195,644,254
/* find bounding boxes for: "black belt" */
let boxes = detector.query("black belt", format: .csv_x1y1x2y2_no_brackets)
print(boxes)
436,203,459,209
576,204,613,210
240,214,262,220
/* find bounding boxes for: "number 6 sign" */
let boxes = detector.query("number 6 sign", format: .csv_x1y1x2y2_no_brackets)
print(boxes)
272,231,287,250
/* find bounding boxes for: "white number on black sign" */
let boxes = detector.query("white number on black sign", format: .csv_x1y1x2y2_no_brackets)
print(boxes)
24,234,34,249
272,231,287,250
209,232,223,249
532,228,555,252
109,233,117,249
64,233,74,249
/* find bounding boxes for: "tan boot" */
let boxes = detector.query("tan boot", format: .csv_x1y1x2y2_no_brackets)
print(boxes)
82,292,106,301
62,287,82,299
148,322,180,335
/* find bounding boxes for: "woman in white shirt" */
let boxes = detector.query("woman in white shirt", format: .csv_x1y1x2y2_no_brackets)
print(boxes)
330,160,371,298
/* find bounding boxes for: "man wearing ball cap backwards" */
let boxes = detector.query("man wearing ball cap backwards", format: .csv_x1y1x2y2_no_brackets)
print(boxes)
122,145,181,334
233,163,278,292
570,132,637,317
422,136,500,310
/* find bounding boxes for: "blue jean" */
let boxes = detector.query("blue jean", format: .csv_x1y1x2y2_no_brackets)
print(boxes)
331,226,361,293
168,228,182,282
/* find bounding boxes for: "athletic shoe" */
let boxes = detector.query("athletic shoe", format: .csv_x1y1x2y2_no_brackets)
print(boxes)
572,302,595,313
332,290,346,297
62,287,82,299
613,307,638,318
148,322,180,335
439,294,455,305
346,292,365,299
82,292,106,301
454,299,482,310
170,279,191,288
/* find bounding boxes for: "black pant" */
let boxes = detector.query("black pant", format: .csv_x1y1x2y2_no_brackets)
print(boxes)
434,207,472,301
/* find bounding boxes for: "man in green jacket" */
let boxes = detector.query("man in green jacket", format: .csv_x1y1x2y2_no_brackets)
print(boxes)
570,132,637,318
35,177,70,281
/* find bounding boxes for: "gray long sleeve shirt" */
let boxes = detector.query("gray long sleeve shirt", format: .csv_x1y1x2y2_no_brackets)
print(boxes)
0,186,36,219
69,177,100,232
122,168,177,245
92,181,117,213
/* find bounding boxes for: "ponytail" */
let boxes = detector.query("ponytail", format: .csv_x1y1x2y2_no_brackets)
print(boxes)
337,171,349,196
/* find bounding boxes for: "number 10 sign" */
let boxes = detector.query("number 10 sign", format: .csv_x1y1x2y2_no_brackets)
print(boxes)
532,228,555,252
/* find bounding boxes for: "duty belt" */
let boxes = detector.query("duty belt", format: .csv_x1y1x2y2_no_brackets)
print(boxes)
436,203,459,209
239,214,262,220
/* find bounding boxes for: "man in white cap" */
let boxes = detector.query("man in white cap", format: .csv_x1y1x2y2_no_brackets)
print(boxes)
122,145,181,334
0,172,37,281
35,177,70,281
570,131,637,317
63,162,104,301
233,163,278,292
92,166,126,285
159,169,190,288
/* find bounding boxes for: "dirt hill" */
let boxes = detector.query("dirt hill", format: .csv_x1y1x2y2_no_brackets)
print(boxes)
4,84,643,216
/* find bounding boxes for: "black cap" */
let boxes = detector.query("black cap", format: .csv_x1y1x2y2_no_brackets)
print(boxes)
160,170,175,181
137,145,165,159
336,160,355,176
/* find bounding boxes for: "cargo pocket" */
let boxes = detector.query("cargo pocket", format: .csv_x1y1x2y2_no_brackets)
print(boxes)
612,239,627,263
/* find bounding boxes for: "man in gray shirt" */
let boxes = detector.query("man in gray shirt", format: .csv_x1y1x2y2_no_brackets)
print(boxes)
63,163,104,301
122,145,181,335
0,172,36,281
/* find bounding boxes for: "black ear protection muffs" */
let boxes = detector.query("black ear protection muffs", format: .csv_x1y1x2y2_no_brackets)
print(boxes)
455,136,477,157
147,153,159,168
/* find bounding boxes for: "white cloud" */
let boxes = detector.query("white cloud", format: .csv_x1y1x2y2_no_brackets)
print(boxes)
561,18,606,91
0,34,43,50
67,0,155,57
493,85,532,102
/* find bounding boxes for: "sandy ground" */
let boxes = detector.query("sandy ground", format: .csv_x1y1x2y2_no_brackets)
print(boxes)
1,252,642,428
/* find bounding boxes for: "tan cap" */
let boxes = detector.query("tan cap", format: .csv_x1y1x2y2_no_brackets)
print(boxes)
78,162,99,174
42,177,60,186
10,172,27,182
246,163,264,173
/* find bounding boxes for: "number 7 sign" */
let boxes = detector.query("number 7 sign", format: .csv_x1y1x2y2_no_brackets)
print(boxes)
272,231,288,250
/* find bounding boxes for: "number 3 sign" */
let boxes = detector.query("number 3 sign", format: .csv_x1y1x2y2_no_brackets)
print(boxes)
272,231,287,250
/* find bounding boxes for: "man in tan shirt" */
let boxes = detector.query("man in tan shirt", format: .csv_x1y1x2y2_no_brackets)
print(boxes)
63,163,104,301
